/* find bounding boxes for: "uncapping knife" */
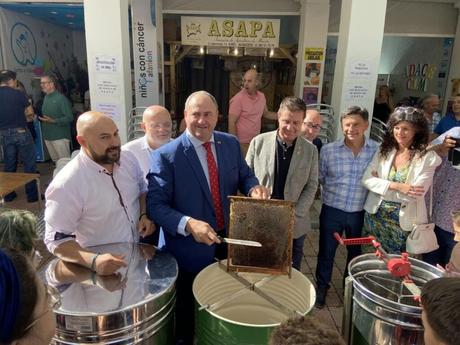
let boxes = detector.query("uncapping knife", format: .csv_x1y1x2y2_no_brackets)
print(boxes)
217,236,262,247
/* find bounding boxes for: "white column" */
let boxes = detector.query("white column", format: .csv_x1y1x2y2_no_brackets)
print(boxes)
295,0,330,103
131,0,165,107
84,0,132,143
330,0,387,139
443,2,460,114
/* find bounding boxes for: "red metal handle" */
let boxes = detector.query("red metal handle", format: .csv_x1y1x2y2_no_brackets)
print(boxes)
334,232,376,246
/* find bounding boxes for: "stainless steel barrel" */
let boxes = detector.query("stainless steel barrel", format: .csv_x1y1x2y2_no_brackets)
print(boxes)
344,253,443,345
39,243,177,344
193,261,316,345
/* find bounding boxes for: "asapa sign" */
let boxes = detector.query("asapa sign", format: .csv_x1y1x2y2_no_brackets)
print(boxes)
181,16,280,49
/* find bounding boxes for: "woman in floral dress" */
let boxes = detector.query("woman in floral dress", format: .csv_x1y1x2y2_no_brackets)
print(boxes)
362,107,441,253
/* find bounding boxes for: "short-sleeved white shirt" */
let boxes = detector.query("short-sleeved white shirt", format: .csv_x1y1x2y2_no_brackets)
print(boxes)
44,150,147,252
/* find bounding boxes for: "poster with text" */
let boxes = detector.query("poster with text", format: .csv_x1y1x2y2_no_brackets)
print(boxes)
304,48,324,61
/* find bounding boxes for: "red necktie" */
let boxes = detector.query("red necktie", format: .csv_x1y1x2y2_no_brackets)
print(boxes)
203,142,225,230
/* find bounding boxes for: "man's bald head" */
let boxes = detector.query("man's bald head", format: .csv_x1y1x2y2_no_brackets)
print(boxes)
142,105,170,122
77,111,116,136
141,105,172,149
243,69,259,95
301,109,323,142
244,68,258,79
76,111,121,166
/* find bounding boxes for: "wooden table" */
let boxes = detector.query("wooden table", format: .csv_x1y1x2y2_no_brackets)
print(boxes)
0,172,42,210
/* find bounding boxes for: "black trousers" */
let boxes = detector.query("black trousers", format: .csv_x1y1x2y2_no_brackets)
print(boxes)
175,236,227,344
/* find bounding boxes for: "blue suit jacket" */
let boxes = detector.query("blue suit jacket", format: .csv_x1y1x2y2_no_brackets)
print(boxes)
147,131,259,273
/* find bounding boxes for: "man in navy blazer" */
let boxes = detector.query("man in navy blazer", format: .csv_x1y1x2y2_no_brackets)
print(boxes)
147,90,269,344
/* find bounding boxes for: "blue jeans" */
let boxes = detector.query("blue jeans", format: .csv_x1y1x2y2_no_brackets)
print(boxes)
0,127,38,201
422,226,456,267
292,234,306,270
316,204,364,289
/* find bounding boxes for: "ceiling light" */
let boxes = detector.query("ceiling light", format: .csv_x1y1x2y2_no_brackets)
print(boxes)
199,46,204,54
24,12,31,15
269,48,275,57
233,48,239,56
51,11,58,15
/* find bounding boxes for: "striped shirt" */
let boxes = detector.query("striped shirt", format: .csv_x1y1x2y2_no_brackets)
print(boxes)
320,138,379,212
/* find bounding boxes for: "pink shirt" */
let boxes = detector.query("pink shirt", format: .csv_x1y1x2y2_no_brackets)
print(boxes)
229,89,266,144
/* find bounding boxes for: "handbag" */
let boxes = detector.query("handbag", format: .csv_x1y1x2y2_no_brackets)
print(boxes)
405,187,439,255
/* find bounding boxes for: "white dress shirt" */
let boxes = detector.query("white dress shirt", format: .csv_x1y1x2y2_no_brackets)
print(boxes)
122,136,153,182
176,130,218,235
44,150,147,253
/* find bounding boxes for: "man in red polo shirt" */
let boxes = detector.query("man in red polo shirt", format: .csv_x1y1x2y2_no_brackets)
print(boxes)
228,68,277,156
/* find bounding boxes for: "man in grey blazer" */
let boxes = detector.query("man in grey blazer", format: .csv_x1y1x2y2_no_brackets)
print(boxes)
246,96,319,270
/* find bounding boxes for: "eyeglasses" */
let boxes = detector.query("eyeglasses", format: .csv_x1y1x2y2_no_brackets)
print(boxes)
145,122,172,130
40,81,51,85
23,284,61,332
303,121,322,130
394,106,421,116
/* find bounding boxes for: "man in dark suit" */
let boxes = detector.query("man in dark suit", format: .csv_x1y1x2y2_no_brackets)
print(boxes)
147,90,269,344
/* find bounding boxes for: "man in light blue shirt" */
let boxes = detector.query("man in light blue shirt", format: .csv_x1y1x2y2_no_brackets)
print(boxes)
315,106,379,308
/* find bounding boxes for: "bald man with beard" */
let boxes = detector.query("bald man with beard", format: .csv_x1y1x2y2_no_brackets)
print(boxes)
44,111,155,275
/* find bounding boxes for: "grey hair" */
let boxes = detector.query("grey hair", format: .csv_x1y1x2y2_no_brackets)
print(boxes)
41,74,58,87
0,209,38,254
420,94,439,108
184,90,218,111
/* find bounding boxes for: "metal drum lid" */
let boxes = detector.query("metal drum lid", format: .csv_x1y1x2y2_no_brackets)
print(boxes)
348,253,443,313
39,243,178,316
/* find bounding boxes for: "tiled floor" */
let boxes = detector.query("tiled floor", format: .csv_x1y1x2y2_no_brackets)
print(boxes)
1,162,349,336
302,220,347,334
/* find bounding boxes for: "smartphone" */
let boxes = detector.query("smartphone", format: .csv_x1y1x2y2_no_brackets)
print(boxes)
448,137,460,163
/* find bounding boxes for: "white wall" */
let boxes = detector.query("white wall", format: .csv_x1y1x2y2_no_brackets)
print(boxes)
385,1,457,35
163,0,300,13
328,0,458,35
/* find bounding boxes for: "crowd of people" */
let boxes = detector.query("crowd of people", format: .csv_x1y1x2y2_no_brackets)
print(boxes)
1,66,460,344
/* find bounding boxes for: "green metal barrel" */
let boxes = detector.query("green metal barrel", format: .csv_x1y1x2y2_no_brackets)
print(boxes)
193,262,315,345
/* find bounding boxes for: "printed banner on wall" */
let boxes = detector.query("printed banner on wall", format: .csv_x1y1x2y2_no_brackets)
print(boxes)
0,8,76,162
0,8,74,97
304,48,324,61
131,0,159,107
181,16,280,48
